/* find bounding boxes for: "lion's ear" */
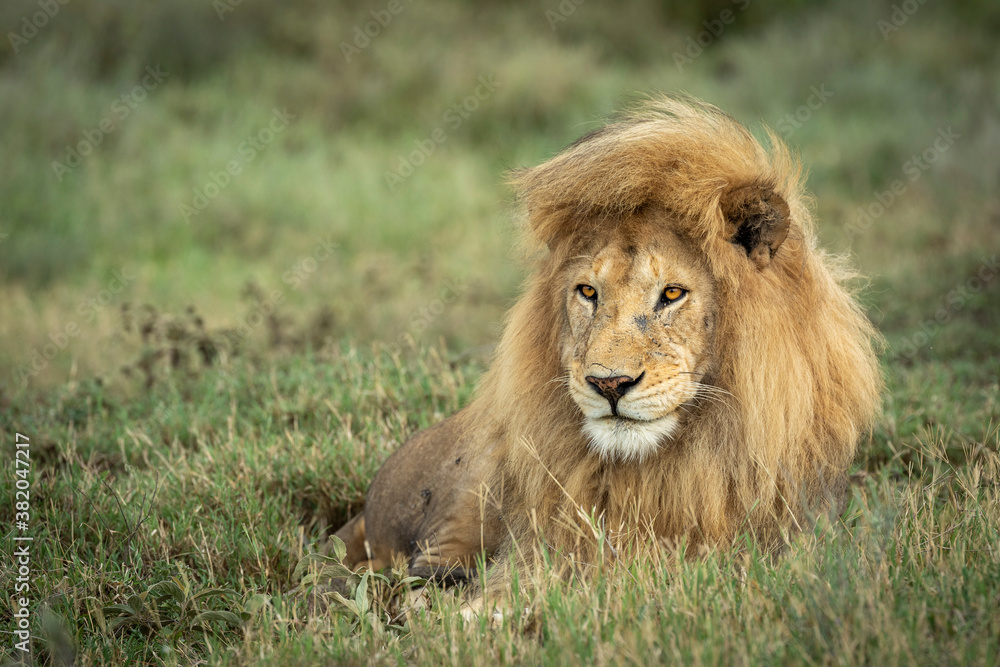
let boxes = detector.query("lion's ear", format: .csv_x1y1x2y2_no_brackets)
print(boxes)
720,184,791,270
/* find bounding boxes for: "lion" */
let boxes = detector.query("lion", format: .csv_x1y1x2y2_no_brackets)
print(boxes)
333,95,882,578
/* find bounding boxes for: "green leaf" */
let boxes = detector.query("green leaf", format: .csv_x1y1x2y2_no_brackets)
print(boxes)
108,616,133,631
327,535,348,562
148,580,186,605
292,553,322,581
320,563,358,580
127,595,146,614
293,553,357,583
191,610,243,627
245,593,271,615
102,604,136,617
398,576,427,587
330,591,360,617
191,587,239,603
172,575,191,598
367,570,391,585
355,571,370,616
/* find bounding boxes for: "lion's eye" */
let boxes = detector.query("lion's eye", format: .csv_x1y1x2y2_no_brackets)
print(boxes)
661,286,687,304
578,284,597,300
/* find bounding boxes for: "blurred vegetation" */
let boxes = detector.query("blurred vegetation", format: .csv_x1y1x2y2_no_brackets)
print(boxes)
1,0,998,386
1,0,999,664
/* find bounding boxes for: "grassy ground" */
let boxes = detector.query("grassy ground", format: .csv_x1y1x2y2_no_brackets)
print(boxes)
2,0,999,664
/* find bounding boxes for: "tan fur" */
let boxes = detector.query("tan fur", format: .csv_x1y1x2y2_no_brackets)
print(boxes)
335,95,882,573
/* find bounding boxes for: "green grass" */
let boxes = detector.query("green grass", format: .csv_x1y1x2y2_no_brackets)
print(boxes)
2,0,1000,664
2,351,998,665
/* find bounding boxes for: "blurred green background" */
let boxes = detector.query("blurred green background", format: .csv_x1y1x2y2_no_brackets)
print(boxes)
2,3,999,663
1,0,998,393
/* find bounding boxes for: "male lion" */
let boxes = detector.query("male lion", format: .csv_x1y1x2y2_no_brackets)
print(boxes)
334,95,881,576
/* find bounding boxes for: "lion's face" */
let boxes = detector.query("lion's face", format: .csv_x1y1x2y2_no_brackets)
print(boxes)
562,212,717,462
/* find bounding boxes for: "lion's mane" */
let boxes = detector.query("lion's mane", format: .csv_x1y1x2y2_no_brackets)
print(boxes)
461,96,882,556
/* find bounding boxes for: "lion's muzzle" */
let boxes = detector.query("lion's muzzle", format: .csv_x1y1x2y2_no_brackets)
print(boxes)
585,371,644,415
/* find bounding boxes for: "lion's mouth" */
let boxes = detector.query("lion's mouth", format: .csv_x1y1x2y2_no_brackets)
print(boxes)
597,414,656,426
583,411,681,462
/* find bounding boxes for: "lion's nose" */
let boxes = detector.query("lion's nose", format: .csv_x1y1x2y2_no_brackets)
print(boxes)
585,372,643,411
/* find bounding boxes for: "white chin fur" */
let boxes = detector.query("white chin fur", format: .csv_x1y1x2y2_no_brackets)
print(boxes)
582,413,680,462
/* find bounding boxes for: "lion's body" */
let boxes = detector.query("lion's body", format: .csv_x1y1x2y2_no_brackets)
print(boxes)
338,410,504,571
335,96,881,572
